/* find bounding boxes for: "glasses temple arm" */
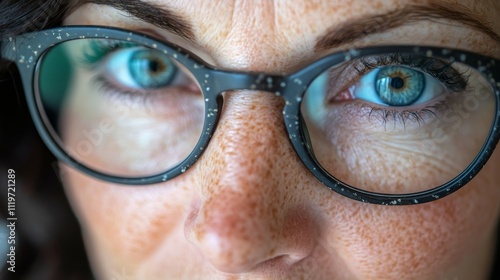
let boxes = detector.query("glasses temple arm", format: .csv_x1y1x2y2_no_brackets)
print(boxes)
1,40,10,74
0,38,17,62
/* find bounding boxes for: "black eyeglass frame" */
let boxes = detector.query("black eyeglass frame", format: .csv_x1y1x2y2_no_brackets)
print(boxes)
1,25,499,205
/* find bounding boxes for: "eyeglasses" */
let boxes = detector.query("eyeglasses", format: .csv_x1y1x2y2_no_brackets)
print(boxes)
2,26,499,205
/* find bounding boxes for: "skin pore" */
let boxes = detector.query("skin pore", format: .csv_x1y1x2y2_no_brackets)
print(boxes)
60,0,500,279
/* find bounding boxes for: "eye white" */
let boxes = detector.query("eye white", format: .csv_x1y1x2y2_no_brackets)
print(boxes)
102,47,146,89
353,67,446,106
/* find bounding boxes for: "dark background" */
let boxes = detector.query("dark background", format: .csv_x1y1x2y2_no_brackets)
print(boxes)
0,66,93,280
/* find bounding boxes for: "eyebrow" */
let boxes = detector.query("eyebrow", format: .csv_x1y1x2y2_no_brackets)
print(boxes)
82,1,498,53
87,0,194,40
314,3,500,52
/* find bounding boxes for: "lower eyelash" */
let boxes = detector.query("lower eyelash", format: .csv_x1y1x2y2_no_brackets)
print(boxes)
92,75,205,116
93,75,156,108
360,99,447,130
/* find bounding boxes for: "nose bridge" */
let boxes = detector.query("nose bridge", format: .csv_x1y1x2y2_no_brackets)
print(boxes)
209,70,289,97
198,89,290,206
186,90,318,273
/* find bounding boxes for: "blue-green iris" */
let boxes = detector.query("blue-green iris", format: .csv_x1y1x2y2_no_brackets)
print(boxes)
375,66,425,106
129,50,177,89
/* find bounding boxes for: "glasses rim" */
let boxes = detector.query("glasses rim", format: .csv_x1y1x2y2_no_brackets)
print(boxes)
2,25,500,205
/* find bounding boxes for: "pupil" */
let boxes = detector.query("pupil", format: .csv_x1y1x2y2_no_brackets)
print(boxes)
149,61,159,73
390,77,405,89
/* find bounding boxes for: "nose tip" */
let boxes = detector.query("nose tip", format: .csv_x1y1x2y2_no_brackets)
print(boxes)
194,228,273,273
186,202,319,274
197,233,312,273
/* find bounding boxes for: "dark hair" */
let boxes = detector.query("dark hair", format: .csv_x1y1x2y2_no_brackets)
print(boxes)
1,1,93,279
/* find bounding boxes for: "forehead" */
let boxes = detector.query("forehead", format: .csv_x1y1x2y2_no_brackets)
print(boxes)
68,0,500,71
123,0,496,30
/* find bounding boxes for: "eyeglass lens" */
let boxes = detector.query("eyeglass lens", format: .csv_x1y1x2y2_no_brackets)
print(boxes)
301,55,495,194
37,38,205,177
36,38,496,194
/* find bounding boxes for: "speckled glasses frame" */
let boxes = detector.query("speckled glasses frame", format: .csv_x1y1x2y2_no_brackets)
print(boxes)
1,26,500,205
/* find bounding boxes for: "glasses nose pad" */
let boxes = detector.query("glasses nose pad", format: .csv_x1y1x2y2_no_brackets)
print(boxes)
208,93,225,136
299,114,316,156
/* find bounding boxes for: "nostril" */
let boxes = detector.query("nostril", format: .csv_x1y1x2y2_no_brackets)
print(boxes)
192,230,273,273
245,253,314,276
184,199,319,274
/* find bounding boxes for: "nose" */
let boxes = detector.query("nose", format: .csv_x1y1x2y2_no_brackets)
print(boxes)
185,91,320,274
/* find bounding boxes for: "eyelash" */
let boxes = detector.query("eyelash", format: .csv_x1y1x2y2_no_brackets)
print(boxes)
361,100,446,129
82,40,137,66
355,53,470,92
348,54,470,125
84,40,176,102
93,75,167,108
84,41,470,126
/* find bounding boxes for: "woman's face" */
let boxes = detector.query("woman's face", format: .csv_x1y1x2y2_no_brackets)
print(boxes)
60,0,500,279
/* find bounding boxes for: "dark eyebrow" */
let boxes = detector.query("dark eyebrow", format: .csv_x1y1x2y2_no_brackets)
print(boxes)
315,3,500,52
88,0,194,40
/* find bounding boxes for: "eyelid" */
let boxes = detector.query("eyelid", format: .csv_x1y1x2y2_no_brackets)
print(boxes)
81,40,138,66
133,27,218,67
322,60,374,103
358,54,469,91
323,63,359,102
322,54,469,104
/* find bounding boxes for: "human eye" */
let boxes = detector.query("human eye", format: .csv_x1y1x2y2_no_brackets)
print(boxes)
96,46,179,90
352,55,468,121
301,52,495,194
36,38,206,177
80,39,198,100
307,54,470,127
353,65,443,107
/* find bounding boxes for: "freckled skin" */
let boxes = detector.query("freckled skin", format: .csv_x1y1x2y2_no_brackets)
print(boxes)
62,0,500,279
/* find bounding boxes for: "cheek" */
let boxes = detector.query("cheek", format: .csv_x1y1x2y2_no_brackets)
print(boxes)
317,152,500,279
304,92,493,194
59,69,204,177
62,167,191,266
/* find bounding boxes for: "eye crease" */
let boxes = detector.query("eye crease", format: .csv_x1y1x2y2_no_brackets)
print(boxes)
103,47,179,89
305,53,469,130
